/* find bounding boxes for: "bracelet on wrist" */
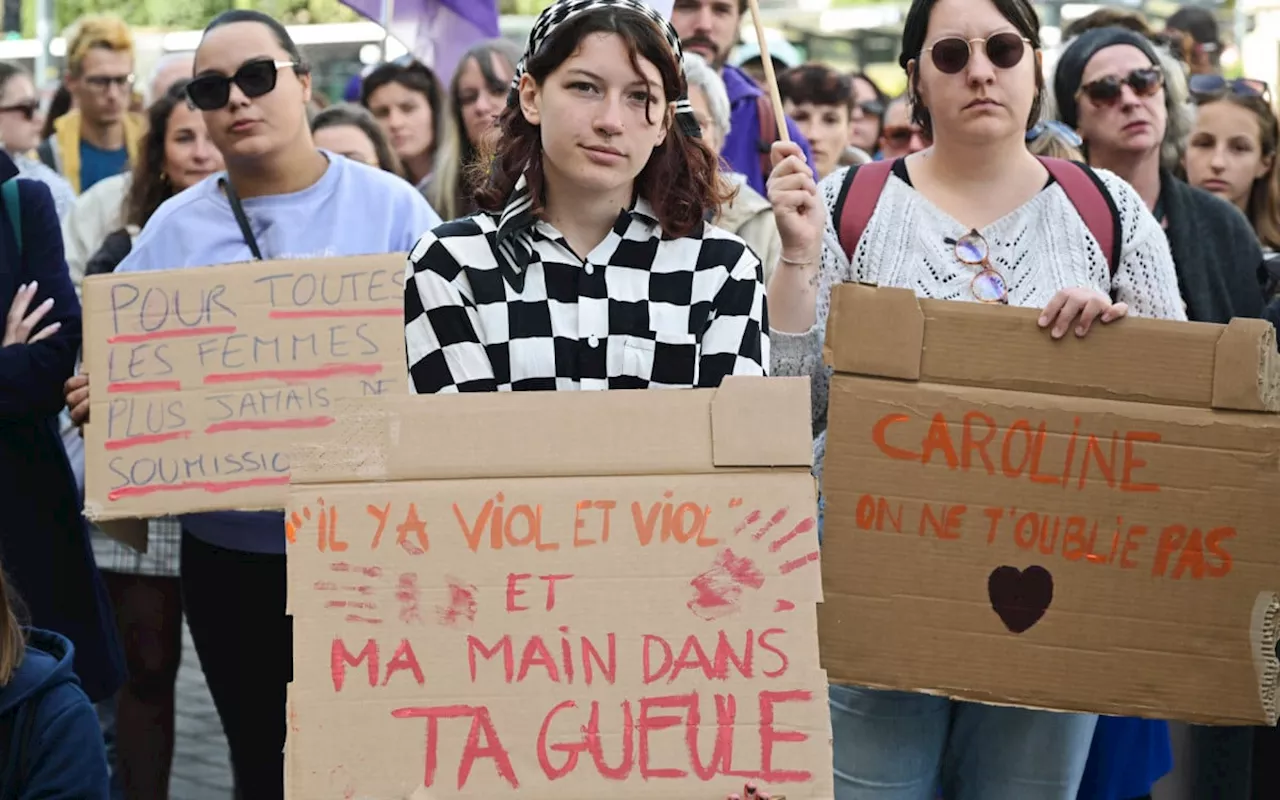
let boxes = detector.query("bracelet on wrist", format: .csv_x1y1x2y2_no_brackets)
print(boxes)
778,254,815,267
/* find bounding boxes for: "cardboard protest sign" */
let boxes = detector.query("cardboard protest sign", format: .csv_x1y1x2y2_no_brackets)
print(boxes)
81,255,407,522
819,284,1280,726
284,377,834,798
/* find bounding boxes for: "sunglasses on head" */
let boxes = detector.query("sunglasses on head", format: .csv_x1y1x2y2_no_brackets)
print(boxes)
186,58,297,111
1077,68,1163,107
1026,119,1082,148
925,32,1030,75
0,101,37,121
1189,74,1271,101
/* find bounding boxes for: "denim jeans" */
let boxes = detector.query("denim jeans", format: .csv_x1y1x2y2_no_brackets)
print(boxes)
829,685,1098,800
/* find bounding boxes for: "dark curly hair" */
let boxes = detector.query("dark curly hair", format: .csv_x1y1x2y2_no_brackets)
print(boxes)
475,7,732,237
123,80,192,228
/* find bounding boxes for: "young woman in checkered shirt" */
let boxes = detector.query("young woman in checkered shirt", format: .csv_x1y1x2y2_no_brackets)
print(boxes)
403,0,769,393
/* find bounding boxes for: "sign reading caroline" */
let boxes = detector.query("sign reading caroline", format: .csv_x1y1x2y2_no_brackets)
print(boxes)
284,378,833,799
819,284,1280,727
80,255,407,521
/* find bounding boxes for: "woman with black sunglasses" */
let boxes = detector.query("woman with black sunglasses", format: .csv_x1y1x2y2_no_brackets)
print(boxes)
1054,26,1267,325
0,62,75,221
62,9,440,799
766,0,1187,795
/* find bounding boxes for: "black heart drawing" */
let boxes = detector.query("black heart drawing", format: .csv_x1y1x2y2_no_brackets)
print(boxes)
988,565,1054,634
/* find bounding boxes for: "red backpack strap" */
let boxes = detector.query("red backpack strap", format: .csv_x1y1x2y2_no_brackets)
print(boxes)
756,94,775,185
1038,156,1121,276
837,159,895,261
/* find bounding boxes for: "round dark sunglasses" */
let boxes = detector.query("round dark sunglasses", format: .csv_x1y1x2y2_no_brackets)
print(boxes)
1077,68,1164,106
925,32,1030,75
187,58,296,111
1188,74,1271,101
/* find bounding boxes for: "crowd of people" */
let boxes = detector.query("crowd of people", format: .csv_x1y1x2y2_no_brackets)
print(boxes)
0,0,1274,797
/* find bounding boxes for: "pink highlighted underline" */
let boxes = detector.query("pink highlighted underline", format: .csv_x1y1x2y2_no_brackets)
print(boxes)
103,416,336,450
203,363,383,385
107,475,289,500
107,380,182,394
268,308,399,319
205,416,335,433
107,325,237,345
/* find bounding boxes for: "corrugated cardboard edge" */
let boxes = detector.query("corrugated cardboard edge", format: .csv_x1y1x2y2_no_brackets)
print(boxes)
1252,591,1280,725
823,284,924,379
1212,318,1280,412
710,376,814,467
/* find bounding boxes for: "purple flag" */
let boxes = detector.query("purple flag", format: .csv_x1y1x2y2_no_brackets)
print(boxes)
341,0,501,81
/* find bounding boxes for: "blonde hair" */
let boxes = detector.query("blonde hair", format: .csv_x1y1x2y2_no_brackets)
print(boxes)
1028,134,1084,161
65,15,134,77
0,568,25,685
428,39,522,221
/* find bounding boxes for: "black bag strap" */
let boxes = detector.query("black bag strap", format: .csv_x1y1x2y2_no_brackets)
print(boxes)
219,177,263,261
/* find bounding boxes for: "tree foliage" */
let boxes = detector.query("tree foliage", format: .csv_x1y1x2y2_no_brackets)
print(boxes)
20,0,360,37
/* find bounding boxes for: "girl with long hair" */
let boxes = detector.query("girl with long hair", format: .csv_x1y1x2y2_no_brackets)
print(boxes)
404,0,766,392
361,58,447,191
1183,80,1280,253
426,38,522,220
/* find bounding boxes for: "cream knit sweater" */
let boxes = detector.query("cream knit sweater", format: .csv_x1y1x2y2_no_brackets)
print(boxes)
770,164,1188,474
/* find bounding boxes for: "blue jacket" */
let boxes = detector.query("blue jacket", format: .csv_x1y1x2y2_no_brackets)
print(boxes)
1078,716,1173,800
0,628,110,798
0,150,124,703
720,64,815,195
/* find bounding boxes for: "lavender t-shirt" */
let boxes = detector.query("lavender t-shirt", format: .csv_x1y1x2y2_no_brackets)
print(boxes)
113,153,441,554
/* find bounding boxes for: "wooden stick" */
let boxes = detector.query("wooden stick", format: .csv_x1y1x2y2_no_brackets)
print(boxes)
746,0,791,144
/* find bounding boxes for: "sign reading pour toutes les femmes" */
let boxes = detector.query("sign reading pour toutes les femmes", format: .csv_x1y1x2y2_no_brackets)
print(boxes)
284,378,834,799
819,284,1280,727
81,255,408,521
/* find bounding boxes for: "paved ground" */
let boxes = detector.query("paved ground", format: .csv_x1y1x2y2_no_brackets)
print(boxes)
170,623,234,799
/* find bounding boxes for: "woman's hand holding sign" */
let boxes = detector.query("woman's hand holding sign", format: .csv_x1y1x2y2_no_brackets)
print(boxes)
1038,287,1128,339
65,374,89,427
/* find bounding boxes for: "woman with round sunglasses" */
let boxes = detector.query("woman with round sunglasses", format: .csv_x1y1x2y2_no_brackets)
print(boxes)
1053,26,1267,325
766,0,1186,795
63,9,440,798
0,62,75,220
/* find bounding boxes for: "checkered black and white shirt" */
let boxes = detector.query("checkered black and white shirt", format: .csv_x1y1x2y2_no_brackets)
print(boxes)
404,198,768,392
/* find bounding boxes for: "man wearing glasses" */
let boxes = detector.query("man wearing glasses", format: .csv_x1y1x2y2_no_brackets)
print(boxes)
37,14,145,195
